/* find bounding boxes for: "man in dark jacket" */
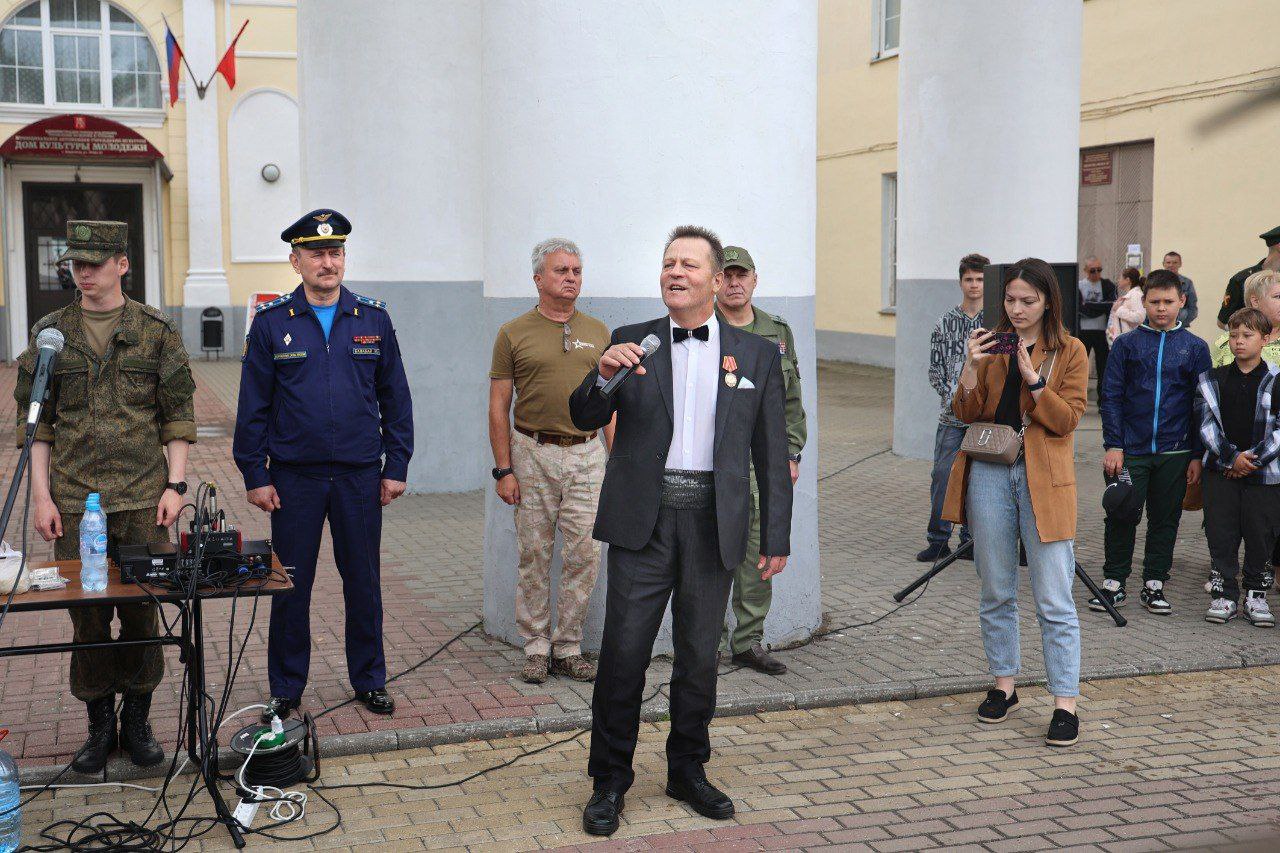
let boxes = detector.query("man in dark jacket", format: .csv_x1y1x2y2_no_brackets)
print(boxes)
1094,270,1211,616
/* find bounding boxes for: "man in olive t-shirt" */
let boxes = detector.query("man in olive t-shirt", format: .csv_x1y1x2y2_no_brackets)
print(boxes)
489,238,613,685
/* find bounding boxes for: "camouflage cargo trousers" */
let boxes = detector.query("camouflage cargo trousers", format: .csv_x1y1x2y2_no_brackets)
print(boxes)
56,507,168,702
510,430,605,658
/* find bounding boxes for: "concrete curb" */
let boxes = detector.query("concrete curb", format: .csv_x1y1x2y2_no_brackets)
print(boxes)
20,651,1277,788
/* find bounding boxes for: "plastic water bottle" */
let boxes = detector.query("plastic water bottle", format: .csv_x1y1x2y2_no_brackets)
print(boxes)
0,729,20,853
79,493,108,593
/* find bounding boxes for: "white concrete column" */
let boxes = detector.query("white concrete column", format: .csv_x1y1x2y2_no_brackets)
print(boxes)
892,0,1082,458
480,0,820,653
296,0,486,492
180,0,230,311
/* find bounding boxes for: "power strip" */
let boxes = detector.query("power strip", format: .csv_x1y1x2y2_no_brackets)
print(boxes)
232,798,260,829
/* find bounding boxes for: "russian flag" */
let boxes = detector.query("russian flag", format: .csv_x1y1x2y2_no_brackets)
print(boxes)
165,25,184,106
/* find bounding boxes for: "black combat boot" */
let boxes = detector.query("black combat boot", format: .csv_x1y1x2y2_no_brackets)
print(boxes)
119,692,165,767
71,695,118,774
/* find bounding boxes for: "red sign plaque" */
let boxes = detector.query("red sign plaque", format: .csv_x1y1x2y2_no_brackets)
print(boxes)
1081,150,1113,186
0,113,163,160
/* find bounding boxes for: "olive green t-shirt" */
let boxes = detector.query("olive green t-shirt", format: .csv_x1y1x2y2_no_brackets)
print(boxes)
81,304,125,358
490,307,610,437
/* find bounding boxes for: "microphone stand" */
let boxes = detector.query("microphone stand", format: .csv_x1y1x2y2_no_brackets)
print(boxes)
894,538,1127,627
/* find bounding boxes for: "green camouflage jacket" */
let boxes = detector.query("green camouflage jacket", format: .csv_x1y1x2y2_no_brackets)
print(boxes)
14,297,197,514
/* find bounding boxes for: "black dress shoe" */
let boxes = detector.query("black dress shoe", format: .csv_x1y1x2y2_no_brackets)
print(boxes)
665,774,735,819
582,790,624,836
71,696,117,775
916,542,951,563
732,643,788,675
355,688,395,715
260,696,301,724
119,692,165,767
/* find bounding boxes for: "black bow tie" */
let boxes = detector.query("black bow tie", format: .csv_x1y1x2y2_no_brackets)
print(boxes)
673,325,710,343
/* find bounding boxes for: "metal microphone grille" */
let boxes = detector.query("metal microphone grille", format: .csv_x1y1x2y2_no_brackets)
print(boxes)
640,333,662,356
35,328,65,353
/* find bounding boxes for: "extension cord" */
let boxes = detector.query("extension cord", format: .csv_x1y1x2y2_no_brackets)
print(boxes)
232,798,260,828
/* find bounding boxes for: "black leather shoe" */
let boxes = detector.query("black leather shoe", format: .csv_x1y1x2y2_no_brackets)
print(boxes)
582,790,624,836
260,696,301,724
71,696,118,774
916,543,951,563
119,692,165,767
666,774,735,819
355,688,395,715
732,643,788,675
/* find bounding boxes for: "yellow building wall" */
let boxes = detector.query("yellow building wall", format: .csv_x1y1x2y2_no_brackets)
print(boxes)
817,0,1280,345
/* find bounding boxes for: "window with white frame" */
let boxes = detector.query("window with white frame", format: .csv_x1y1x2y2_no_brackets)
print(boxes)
873,0,900,60
881,173,897,312
0,0,162,110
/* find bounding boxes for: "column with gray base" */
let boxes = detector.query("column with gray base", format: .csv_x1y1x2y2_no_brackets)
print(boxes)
480,1,821,654
892,0,1082,459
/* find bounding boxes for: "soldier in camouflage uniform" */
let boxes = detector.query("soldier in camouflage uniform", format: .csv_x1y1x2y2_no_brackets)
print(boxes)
714,246,806,675
15,221,197,774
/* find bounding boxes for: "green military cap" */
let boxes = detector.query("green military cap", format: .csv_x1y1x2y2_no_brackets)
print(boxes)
1261,226,1280,247
58,220,127,264
722,245,755,271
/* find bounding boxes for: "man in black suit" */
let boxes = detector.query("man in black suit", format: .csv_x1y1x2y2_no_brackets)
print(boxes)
569,224,793,836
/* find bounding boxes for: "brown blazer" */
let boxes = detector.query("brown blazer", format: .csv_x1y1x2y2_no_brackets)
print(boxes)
942,335,1088,543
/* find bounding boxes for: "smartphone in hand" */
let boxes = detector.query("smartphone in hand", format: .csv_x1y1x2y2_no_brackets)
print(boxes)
987,332,1020,355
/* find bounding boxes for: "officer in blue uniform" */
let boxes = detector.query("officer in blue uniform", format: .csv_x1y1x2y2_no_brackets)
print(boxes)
233,209,413,721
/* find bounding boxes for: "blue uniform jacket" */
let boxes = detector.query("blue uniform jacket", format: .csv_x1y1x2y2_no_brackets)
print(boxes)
1100,323,1211,456
233,284,413,490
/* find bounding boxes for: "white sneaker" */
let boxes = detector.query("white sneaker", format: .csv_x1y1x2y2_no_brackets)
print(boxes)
1245,591,1275,627
1205,598,1238,624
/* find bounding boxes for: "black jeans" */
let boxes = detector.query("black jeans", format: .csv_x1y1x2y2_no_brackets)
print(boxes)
1078,329,1109,403
1203,470,1280,599
588,504,734,795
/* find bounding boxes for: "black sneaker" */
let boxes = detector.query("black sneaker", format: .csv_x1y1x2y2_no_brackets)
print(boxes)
1141,581,1172,615
1088,581,1126,612
977,688,1018,723
916,543,951,563
1046,708,1079,747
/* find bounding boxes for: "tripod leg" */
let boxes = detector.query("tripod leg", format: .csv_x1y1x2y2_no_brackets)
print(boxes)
1075,562,1126,627
894,539,973,602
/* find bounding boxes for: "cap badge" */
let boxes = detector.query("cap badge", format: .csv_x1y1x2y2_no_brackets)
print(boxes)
313,213,332,222
74,225,92,241
317,223,333,237
283,333,292,347
725,249,738,260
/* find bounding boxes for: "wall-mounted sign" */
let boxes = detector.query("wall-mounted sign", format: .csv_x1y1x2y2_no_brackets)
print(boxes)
1081,150,1113,186
0,114,163,161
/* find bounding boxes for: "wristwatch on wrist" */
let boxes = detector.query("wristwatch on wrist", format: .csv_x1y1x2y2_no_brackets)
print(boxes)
1027,376,1047,392
492,467,514,481
166,481,188,495
787,453,802,463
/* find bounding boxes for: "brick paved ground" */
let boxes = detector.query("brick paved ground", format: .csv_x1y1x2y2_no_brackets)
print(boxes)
0,359,1273,774
17,665,1280,850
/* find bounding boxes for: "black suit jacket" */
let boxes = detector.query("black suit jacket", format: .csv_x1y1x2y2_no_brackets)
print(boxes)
569,316,793,570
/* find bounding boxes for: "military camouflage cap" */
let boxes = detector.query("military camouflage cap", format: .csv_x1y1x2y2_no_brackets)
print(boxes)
58,220,127,264
722,246,755,271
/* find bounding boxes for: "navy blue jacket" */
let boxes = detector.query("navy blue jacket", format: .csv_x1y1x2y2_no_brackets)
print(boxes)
1100,324,1211,456
233,284,413,490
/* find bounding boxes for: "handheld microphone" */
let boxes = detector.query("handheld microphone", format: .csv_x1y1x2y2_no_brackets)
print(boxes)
600,333,661,397
26,328,65,433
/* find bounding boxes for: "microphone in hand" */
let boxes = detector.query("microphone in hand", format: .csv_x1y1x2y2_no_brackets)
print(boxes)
600,334,662,397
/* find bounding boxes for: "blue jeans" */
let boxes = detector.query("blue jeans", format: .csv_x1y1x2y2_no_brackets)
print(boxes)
966,459,1080,697
928,422,971,546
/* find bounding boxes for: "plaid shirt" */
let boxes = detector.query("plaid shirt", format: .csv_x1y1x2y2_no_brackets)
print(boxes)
1197,363,1280,484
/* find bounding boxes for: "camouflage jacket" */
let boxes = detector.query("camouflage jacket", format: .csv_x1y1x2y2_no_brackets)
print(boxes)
14,297,197,514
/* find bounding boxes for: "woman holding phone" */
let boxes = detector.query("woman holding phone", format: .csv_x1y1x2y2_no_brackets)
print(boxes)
943,258,1089,747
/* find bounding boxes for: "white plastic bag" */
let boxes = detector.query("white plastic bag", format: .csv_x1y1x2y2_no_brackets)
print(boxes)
0,541,29,595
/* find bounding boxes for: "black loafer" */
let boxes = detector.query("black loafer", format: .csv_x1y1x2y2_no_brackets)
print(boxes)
1046,708,1079,747
666,774,735,820
355,688,395,715
582,790,624,836
260,696,301,724
977,688,1018,723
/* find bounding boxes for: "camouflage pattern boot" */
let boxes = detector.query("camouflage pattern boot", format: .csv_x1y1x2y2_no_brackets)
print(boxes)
551,654,596,682
521,654,549,684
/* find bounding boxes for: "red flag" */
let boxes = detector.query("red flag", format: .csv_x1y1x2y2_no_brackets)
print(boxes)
215,20,249,89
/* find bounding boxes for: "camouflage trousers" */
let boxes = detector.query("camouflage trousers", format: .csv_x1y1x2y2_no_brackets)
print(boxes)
56,507,168,702
510,430,605,658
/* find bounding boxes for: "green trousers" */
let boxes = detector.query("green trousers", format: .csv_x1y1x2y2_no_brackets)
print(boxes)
56,507,168,702
720,491,771,654
1102,452,1191,585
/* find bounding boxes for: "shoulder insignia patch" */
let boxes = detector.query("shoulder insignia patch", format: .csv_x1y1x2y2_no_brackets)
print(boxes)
256,293,294,315
353,293,388,311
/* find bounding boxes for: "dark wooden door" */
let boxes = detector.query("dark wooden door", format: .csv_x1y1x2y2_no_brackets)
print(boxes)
22,183,145,331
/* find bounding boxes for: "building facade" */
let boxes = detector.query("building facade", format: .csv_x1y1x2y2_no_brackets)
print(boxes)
818,0,1280,367
0,0,299,358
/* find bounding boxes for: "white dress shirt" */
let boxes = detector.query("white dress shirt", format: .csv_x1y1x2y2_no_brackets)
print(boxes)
667,314,720,471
